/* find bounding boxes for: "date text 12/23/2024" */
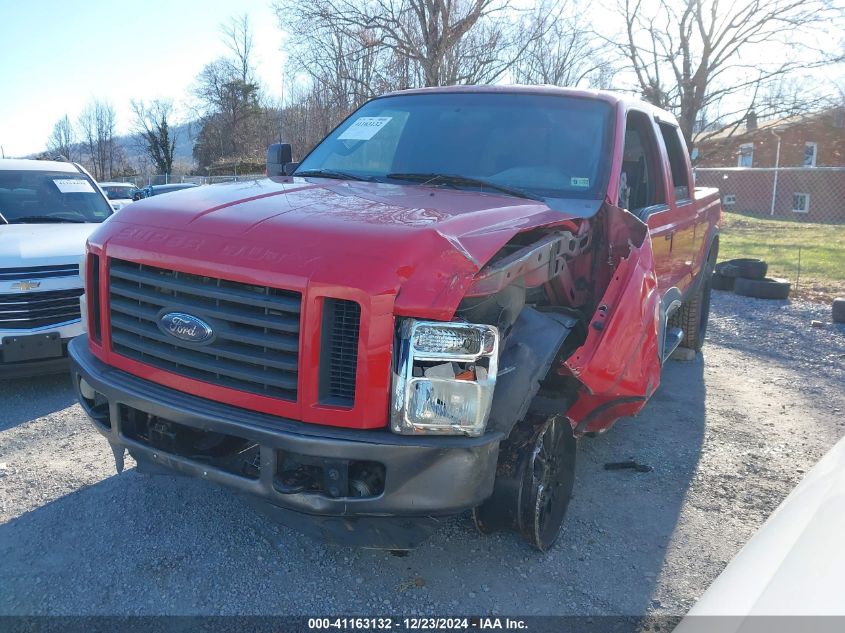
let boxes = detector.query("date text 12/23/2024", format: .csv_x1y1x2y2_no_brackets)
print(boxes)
307,617,529,630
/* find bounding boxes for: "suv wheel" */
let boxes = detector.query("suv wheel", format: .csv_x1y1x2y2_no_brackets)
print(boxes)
473,414,576,552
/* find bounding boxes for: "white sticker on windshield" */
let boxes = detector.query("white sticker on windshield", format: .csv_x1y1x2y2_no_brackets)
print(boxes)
53,178,95,193
570,177,590,188
338,117,392,141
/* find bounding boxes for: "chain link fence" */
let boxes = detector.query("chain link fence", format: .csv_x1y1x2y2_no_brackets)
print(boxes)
695,167,845,224
108,174,265,188
695,167,845,302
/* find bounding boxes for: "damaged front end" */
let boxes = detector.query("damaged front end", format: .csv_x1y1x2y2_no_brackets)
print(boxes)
458,203,663,550
72,186,665,550
448,202,662,441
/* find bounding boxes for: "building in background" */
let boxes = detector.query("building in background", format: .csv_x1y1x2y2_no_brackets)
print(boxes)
694,107,845,222
696,108,845,168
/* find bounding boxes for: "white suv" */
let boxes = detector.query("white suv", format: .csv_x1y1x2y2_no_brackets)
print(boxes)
98,181,140,211
0,159,113,377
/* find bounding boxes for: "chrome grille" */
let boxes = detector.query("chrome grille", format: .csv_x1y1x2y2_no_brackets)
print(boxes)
108,258,301,401
0,288,83,329
0,264,80,280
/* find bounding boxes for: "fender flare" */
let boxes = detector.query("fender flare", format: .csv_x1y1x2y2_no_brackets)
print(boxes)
689,229,720,298
657,286,684,361
486,307,578,436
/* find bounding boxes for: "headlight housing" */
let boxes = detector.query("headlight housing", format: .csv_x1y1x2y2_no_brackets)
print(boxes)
78,255,88,334
391,319,499,437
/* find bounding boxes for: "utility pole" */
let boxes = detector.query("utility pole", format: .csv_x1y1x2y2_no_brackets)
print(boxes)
770,128,784,216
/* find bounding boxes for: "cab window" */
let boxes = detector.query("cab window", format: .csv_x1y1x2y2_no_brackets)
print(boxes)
658,122,691,201
620,111,665,216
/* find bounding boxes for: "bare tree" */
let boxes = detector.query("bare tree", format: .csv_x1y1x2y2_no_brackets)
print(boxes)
221,14,256,84
277,0,544,89
512,1,615,88
46,115,77,161
77,106,98,178
131,99,178,175
617,0,844,147
77,101,117,180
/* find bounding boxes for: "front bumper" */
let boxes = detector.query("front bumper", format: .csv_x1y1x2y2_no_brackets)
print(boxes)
69,337,502,547
0,320,84,378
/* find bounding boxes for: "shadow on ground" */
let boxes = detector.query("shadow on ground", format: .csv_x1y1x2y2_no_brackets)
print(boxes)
0,372,76,431
0,356,705,616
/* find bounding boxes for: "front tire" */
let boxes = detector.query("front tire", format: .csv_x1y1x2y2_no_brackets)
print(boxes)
521,415,577,551
473,414,576,552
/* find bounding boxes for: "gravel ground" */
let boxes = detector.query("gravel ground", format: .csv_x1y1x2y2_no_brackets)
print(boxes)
0,291,843,616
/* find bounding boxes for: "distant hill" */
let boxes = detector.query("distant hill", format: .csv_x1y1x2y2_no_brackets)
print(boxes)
29,120,199,173
116,120,198,167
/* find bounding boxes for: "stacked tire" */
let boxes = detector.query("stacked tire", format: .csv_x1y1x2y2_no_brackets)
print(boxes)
713,258,791,300
834,299,845,324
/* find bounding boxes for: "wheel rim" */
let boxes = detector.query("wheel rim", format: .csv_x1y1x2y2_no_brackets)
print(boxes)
523,416,575,550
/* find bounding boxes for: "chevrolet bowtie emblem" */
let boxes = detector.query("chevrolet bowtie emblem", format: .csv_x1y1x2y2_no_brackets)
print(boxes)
11,280,41,291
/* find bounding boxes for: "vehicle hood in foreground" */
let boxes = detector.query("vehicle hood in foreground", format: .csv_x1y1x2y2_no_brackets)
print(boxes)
92,177,599,319
0,223,102,270
680,434,845,619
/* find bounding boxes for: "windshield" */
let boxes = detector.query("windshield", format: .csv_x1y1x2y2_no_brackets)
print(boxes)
0,170,112,224
296,92,614,201
101,185,136,200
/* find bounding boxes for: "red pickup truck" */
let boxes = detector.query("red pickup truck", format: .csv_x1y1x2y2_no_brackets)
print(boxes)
71,86,720,551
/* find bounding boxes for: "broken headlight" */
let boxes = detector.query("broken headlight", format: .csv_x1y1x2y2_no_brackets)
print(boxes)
391,319,499,437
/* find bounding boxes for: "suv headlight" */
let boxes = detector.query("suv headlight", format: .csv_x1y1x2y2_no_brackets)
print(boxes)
391,319,499,437
78,255,88,334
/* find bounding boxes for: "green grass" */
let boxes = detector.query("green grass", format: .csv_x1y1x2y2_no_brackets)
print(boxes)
719,212,845,302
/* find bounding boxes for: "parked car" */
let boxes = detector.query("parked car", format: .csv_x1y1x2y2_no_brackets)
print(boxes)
0,159,113,377
98,182,140,211
70,86,721,550
137,183,199,199
677,434,845,623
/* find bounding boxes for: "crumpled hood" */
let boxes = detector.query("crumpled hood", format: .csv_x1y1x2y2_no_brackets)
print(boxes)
92,177,597,319
0,223,101,270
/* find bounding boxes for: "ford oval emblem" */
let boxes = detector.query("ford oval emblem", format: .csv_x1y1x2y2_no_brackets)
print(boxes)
158,312,214,344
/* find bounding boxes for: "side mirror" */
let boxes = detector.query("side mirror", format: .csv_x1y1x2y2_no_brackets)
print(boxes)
266,143,293,177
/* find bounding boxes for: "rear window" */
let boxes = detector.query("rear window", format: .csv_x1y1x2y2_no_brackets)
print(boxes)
0,170,112,224
101,185,136,200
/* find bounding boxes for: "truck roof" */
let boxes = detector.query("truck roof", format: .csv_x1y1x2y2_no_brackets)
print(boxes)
0,158,82,172
380,84,677,123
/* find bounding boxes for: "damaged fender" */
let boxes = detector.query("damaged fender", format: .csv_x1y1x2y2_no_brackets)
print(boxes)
486,306,579,435
562,206,663,435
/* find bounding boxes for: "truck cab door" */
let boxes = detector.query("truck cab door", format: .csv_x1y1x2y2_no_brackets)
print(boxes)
617,110,692,294
654,120,700,293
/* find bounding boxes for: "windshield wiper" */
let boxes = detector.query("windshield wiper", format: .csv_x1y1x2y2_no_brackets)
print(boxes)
386,172,544,201
294,169,372,182
12,216,86,224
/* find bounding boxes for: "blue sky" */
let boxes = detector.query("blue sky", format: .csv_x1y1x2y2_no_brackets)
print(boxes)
0,0,287,157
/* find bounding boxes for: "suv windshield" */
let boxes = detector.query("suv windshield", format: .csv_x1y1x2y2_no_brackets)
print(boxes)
101,185,136,200
0,170,112,224
296,92,614,201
